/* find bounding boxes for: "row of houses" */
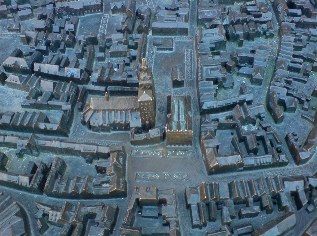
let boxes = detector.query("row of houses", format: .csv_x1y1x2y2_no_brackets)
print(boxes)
201,103,287,174
0,151,126,198
152,0,189,36
55,0,102,16
44,154,126,198
186,174,317,235
267,0,317,165
185,175,288,229
22,79,78,111
0,110,70,136
121,186,181,235
35,201,118,235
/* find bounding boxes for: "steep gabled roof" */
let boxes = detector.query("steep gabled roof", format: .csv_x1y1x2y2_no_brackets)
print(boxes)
138,90,152,102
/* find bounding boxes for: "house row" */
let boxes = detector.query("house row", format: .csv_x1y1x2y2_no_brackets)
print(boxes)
22,79,78,111
55,0,102,16
201,103,287,174
185,174,315,233
152,1,189,36
0,151,126,198
44,155,126,198
35,201,118,235
121,186,181,235
0,134,114,159
0,110,69,136
185,175,288,229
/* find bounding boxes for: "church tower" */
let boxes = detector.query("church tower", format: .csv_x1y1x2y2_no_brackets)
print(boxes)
138,58,155,129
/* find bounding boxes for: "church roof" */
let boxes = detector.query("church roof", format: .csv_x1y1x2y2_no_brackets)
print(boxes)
87,96,139,111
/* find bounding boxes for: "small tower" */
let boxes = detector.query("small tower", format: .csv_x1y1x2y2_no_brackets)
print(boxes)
105,91,109,101
138,58,155,129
